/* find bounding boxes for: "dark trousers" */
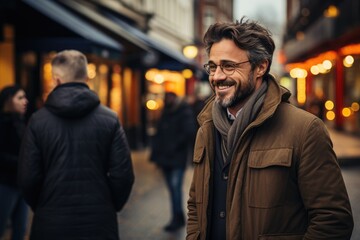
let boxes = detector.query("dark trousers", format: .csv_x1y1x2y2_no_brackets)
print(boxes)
161,166,185,218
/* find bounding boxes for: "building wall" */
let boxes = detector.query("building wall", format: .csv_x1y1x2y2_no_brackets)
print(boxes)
122,0,195,52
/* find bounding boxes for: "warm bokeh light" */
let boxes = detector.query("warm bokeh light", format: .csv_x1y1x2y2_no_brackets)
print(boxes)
317,63,327,74
341,43,360,55
99,64,108,74
182,69,193,79
310,65,320,75
285,51,337,72
145,68,186,96
326,111,336,121
297,77,306,104
87,63,96,79
146,99,159,110
351,102,359,112
290,68,307,78
324,5,339,18
154,74,165,84
343,55,354,68
342,107,352,117
183,45,198,59
322,60,332,70
325,100,334,110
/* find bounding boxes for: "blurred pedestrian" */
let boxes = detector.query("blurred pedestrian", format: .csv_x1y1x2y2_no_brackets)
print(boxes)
150,91,196,232
306,91,326,120
0,85,29,240
187,17,354,240
18,49,134,240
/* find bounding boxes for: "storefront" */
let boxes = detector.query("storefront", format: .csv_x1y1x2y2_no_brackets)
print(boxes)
1,0,201,149
283,1,360,136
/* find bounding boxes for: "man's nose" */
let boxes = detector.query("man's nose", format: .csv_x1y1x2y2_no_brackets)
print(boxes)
212,66,227,80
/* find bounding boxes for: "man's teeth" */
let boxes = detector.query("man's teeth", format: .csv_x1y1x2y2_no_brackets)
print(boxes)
218,85,231,89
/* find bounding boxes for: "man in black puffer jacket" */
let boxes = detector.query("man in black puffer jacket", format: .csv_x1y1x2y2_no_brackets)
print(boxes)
18,50,134,240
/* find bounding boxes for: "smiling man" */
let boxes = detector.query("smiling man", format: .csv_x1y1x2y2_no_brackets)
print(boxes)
186,17,354,240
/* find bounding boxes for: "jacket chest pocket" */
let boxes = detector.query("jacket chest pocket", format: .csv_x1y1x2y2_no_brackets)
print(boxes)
247,148,292,208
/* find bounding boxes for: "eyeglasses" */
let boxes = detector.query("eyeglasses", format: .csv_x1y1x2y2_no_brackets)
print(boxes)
203,60,250,76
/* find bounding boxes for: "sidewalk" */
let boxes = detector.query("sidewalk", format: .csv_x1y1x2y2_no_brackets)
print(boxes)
117,149,191,240
327,127,360,165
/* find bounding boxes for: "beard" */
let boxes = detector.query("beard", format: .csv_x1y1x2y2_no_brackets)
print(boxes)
214,70,256,108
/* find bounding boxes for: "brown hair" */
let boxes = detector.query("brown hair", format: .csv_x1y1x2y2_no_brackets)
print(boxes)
203,17,275,76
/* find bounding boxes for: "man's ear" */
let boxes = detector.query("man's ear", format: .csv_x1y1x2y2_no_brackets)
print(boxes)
256,60,269,78
53,75,62,86
56,78,62,86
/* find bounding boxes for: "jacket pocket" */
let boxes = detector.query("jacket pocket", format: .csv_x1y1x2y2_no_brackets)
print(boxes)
192,144,205,204
258,234,304,240
248,148,292,208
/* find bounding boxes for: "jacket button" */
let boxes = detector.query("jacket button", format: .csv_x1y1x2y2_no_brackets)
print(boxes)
220,211,225,218
223,173,228,180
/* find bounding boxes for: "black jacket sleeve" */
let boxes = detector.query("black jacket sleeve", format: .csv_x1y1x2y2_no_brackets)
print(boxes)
18,118,44,211
107,120,135,212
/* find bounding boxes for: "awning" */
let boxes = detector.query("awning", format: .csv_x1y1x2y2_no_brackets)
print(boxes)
58,0,199,70
105,12,198,70
22,0,123,52
58,0,150,52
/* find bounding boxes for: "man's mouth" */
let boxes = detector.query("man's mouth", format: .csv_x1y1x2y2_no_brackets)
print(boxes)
213,81,235,90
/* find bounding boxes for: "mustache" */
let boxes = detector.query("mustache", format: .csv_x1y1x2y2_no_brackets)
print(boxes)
211,79,236,88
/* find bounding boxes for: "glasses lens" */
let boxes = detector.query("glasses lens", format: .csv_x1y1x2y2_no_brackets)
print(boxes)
206,63,217,75
221,63,235,75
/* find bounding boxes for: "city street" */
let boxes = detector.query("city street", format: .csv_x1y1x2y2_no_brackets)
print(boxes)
2,128,360,240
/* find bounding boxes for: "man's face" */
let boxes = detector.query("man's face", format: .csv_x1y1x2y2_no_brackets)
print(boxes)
208,39,262,111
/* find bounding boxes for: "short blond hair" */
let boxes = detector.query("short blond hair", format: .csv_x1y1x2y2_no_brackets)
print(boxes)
51,50,88,83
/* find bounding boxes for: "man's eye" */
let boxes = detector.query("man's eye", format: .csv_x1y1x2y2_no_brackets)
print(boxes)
222,63,235,69
209,65,217,70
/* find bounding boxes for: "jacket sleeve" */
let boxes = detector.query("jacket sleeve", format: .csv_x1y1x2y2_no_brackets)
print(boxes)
298,118,354,239
187,130,204,240
187,169,200,239
18,118,44,211
107,120,134,212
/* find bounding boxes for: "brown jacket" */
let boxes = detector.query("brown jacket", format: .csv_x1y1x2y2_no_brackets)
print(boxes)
187,76,353,240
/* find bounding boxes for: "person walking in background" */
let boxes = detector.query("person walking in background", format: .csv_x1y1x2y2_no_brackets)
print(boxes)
150,91,196,232
18,49,134,240
187,17,354,240
0,85,29,240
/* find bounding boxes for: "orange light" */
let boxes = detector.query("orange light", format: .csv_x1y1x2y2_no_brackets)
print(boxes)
341,44,360,55
342,108,352,117
285,51,337,72
326,111,336,121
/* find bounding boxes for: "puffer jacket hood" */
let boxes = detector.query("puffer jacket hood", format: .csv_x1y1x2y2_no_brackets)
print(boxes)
45,82,100,118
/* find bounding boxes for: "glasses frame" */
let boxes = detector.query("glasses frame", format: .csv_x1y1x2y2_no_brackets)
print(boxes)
203,60,250,76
